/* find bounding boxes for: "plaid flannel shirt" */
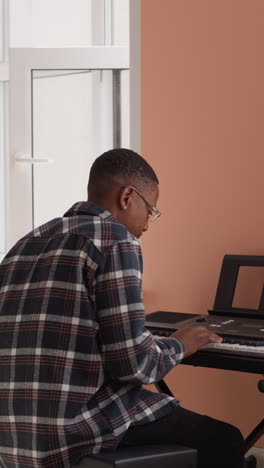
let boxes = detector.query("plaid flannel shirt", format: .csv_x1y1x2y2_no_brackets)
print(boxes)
0,202,184,468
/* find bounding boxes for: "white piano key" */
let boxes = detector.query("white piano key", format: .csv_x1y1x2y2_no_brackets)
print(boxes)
202,342,264,358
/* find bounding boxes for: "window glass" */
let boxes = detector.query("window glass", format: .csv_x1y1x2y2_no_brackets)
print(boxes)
9,0,129,48
10,0,94,47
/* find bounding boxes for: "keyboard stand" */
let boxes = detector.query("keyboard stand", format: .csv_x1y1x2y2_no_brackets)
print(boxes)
155,379,174,397
148,309,264,453
154,377,264,454
245,418,264,453
150,254,264,454
244,378,264,453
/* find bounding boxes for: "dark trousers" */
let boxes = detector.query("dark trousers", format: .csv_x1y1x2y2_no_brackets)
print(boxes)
120,406,245,468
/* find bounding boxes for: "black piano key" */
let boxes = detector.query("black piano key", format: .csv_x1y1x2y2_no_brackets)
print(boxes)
223,337,264,347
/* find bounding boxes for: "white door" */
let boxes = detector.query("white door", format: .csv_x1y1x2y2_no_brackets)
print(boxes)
7,0,140,248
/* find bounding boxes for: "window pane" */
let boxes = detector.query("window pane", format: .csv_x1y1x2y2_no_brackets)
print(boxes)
9,0,130,48
32,69,129,227
0,82,5,255
10,0,94,47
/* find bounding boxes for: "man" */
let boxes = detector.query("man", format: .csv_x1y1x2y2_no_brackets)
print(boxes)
0,148,244,468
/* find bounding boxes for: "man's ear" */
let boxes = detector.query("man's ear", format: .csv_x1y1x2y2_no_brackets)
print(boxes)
119,186,133,211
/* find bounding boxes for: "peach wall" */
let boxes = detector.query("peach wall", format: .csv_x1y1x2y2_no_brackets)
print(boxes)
141,0,264,446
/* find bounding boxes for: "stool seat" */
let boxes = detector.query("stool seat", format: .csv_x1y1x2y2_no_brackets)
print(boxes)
73,444,197,468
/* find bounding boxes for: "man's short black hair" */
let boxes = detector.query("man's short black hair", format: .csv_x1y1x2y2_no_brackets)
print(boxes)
88,148,159,197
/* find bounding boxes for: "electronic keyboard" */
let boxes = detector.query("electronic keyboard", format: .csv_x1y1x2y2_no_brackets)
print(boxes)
145,311,264,374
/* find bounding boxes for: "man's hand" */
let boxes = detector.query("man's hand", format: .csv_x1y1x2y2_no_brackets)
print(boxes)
171,326,223,358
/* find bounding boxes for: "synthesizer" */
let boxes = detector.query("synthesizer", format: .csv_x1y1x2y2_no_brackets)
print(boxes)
146,309,264,454
145,255,264,373
147,313,264,356
145,311,264,373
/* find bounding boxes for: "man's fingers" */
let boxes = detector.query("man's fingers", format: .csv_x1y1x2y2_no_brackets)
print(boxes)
191,327,223,344
171,326,223,357
208,332,223,343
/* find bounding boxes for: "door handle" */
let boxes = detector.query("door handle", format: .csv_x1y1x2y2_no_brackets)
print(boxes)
14,153,54,164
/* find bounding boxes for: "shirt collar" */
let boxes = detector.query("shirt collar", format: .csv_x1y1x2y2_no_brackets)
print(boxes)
63,201,115,221
64,201,140,244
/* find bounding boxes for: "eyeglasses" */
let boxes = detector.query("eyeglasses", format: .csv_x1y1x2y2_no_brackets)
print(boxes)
129,185,161,222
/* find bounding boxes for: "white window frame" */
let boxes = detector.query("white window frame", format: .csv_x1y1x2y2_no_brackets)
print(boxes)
130,0,141,155
5,0,141,252
0,0,9,261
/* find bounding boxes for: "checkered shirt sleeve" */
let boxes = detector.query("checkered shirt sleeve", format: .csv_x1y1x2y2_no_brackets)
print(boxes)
95,239,184,384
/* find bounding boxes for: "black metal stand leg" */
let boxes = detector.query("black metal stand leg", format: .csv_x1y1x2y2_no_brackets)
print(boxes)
244,419,264,453
154,379,174,397
155,379,264,454
244,379,264,454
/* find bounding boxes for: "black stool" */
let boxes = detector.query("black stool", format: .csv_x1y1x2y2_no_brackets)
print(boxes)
72,444,198,468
